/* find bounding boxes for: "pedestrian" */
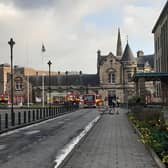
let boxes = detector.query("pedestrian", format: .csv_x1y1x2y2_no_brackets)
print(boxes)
116,97,120,107
112,98,116,114
116,97,120,114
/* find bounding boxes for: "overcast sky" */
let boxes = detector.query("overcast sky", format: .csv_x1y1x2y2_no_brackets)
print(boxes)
0,0,166,73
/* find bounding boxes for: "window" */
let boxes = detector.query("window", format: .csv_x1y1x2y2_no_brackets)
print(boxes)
15,81,23,91
127,73,132,82
108,72,115,83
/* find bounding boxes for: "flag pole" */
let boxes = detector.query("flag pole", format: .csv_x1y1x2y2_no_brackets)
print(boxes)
25,41,30,108
42,43,46,107
27,75,30,107
42,73,44,107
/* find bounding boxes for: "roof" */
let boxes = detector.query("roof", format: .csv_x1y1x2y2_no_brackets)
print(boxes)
137,54,154,68
152,1,168,33
116,28,122,56
133,72,168,81
98,52,116,65
29,74,100,87
121,43,135,62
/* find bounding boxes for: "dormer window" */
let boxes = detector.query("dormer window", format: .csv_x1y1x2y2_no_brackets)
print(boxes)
108,72,115,83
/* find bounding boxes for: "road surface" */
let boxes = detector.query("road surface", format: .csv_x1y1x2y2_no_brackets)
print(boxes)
0,108,99,168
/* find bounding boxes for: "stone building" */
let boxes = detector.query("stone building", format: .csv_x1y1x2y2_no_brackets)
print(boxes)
1,29,154,105
152,1,168,103
28,29,154,104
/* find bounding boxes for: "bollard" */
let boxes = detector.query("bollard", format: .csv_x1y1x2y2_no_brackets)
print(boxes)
51,107,53,116
13,112,15,126
5,113,8,129
28,111,31,123
0,114,1,130
18,112,21,125
54,107,56,116
40,108,42,119
36,109,39,120
56,107,58,115
24,111,27,124
48,107,51,117
32,110,35,121
43,108,45,118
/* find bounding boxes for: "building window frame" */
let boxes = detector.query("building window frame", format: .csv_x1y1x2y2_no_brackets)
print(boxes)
108,72,115,84
15,81,23,91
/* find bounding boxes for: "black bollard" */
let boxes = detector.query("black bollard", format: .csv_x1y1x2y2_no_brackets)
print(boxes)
5,113,8,129
36,109,39,120
24,111,26,124
0,114,1,130
32,110,35,121
28,111,31,123
18,112,21,125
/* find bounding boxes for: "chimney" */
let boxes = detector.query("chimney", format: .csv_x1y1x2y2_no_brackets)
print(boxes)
137,50,144,57
97,50,101,57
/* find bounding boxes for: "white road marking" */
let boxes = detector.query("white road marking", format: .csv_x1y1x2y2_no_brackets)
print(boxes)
54,115,100,168
24,130,40,135
57,121,64,124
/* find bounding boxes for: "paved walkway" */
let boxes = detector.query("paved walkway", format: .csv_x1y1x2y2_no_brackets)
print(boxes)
61,108,158,168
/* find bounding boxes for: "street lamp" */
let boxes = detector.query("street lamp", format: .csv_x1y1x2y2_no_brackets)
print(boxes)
65,71,68,93
48,60,52,110
8,38,15,126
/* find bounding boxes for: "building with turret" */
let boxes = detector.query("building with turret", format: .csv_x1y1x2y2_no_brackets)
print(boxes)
26,29,154,104
2,29,154,105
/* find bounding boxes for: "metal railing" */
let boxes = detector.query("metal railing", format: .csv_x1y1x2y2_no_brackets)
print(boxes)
0,104,79,134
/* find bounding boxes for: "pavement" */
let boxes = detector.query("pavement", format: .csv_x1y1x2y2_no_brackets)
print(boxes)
60,108,158,168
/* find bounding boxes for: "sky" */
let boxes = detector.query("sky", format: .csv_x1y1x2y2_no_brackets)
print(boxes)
0,0,166,73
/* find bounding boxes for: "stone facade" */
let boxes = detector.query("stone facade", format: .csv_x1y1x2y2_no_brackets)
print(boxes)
152,1,168,103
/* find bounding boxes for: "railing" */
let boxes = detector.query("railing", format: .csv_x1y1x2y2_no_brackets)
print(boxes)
0,104,79,134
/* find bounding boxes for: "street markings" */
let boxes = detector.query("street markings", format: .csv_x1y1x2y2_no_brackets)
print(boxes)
54,115,100,168
24,130,40,135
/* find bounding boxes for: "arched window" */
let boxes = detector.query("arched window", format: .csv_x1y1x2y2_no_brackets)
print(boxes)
108,72,115,83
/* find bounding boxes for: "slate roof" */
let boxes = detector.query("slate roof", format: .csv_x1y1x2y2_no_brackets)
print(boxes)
121,43,135,62
98,52,117,65
137,54,154,68
29,74,100,87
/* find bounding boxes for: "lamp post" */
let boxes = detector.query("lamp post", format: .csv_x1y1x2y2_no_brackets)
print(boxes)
48,60,52,110
8,38,15,126
65,71,68,93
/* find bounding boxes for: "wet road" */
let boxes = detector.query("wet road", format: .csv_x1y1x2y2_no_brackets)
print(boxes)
0,108,99,168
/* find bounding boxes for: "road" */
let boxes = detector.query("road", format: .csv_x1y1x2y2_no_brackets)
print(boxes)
0,108,99,168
